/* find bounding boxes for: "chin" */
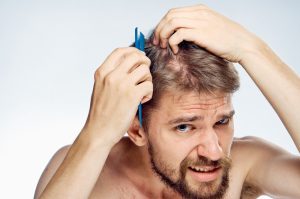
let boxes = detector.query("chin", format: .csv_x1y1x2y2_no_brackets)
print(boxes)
181,167,229,199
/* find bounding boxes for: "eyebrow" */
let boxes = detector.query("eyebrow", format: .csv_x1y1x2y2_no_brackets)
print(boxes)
168,115,204,125
167,110,235,125
218,110,235,119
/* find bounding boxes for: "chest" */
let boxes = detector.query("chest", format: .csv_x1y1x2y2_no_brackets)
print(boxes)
89,173,258,199
89,151,260,199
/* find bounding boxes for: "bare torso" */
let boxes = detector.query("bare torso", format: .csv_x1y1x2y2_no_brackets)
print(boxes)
88,137,262,199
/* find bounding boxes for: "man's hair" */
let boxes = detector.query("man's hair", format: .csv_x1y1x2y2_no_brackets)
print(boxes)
140,34,240,131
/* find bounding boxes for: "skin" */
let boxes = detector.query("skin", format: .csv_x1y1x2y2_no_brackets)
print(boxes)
35,4,300,199
144,91,234,199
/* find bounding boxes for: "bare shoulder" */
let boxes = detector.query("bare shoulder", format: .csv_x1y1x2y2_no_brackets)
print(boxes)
232,136,290,158
34,137,133,199
231,136,291,173
231,136,300,198
34,145,71,199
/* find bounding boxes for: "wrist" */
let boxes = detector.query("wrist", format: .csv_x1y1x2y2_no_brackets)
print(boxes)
78,124,119,151
239,36,268,66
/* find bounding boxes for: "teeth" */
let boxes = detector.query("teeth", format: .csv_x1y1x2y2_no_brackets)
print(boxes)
190,166,214,172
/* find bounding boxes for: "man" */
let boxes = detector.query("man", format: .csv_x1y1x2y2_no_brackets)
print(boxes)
35,5,300,199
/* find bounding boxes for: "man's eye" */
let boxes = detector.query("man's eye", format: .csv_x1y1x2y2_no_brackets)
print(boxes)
176,124,191,133
215,118,230,125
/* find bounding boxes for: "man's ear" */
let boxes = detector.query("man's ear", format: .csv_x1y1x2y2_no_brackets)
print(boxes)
127,116,147,146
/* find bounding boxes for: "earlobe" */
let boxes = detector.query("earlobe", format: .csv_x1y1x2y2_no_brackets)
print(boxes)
127,116,147,146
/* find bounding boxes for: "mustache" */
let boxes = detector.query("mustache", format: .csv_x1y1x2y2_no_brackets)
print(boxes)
182,156,232,169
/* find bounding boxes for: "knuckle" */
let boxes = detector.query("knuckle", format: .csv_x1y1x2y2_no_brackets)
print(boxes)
196,6,211,18
132,51,142,59
141,55,150,66
94,69,103,81
113,47,127,55
176,28,184,36
168,8,177,14
113,47,122,54
128,50,142,61
104,73,116,85
165,11,175,21
169,18,177,27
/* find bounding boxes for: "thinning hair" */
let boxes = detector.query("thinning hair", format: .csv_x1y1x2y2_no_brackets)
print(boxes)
137,33,240,131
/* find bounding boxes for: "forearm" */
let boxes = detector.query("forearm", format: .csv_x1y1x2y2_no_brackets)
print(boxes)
240,40,300,151
37,46,151,199
39,129,114,199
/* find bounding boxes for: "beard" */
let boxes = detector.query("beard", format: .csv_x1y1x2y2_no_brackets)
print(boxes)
148,142,231,199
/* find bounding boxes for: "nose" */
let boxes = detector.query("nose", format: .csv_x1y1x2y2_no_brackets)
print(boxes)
196,128,223,161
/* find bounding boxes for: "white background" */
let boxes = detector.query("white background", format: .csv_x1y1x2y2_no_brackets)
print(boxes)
0,1,299,199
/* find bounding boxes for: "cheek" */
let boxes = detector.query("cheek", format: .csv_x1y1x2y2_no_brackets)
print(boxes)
216,124,234,155
149,128,192,168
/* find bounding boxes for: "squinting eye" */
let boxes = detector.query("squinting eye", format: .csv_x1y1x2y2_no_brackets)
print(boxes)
216,118,230,125
176,124,191,133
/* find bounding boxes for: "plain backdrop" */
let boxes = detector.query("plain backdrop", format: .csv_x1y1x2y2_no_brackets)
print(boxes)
0,0,299,198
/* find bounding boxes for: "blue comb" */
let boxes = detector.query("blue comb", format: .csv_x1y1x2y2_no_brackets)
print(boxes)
135,27,145,127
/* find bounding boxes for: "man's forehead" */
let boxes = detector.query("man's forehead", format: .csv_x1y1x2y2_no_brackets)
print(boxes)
157,90,232,110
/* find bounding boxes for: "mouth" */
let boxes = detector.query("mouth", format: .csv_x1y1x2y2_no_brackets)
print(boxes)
188,165,221,182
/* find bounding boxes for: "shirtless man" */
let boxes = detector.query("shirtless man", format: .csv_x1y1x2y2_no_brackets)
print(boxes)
34,5,300,199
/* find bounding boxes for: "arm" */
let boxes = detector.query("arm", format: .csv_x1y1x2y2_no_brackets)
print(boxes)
153,4,300,197
240,43,300,151
153,4,300,151
35,47,152,199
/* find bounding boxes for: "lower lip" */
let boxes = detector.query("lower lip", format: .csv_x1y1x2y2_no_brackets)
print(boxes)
188,167,221,182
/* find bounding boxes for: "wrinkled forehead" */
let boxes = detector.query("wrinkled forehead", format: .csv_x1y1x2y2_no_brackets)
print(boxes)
155,90,232,112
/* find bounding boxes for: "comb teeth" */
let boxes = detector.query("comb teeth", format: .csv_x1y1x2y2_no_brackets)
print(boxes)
135,27,145,52
134,27,145,127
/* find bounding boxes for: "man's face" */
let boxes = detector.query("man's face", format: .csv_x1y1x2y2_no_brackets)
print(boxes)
146,90,234,199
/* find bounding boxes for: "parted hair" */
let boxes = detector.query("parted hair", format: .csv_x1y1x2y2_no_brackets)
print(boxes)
136,34,240,131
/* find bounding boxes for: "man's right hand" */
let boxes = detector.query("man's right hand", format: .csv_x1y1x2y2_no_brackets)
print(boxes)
35,47,152,199
83,47,153,146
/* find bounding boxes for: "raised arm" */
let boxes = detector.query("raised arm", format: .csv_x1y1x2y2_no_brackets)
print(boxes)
34,47,152,199
153,4,300,198
153,4,300,151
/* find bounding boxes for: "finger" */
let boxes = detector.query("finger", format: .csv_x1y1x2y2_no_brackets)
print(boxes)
168,28,199,54
128,64,152,85
135,80,153,104
117,52,150,74
159,18,197,48
154,11,184,46
102,52,150,87
154,5,206,45
95,47,140,80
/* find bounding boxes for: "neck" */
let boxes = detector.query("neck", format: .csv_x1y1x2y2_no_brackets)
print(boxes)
121,138,180,198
